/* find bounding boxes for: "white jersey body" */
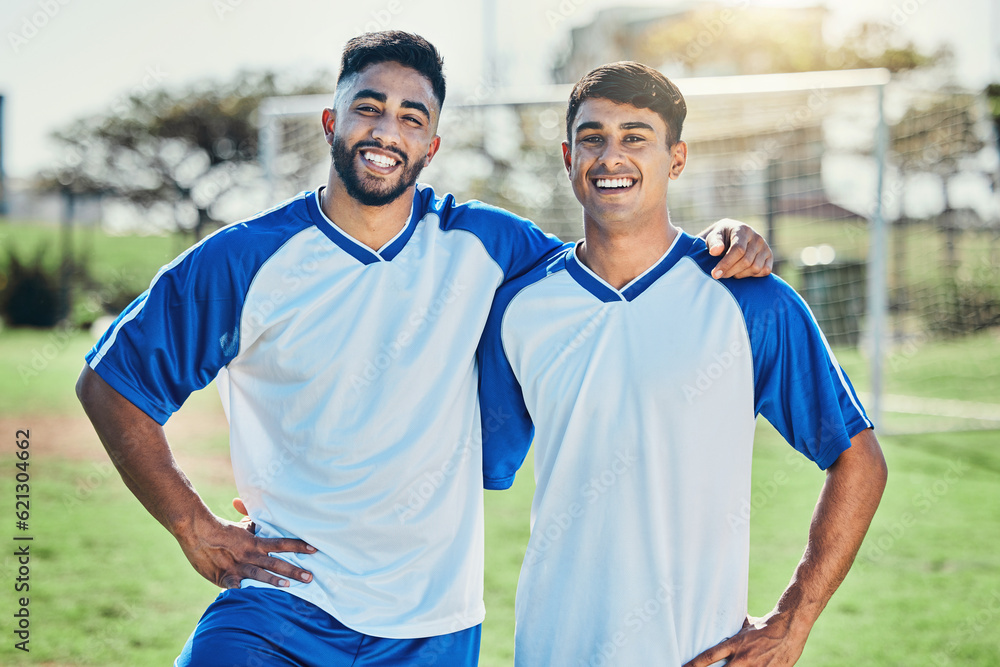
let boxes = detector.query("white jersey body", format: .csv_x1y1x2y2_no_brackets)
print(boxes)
88,185,564,638
477,232,872,665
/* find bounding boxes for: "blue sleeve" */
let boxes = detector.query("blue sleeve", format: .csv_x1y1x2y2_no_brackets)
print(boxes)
476,268,546,490
85,221,288,424
430,187,569,283
720,272,873,470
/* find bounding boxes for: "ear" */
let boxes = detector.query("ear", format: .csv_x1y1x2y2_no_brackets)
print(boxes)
423,135,442,167
668,141,687,180
562,141,572,175
321,108,336,146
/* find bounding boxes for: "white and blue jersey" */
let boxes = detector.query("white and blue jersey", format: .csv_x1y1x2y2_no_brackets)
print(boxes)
87,184,564,639
477,230,872,666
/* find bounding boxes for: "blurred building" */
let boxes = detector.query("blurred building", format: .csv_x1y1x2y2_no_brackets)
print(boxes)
552,3,828,83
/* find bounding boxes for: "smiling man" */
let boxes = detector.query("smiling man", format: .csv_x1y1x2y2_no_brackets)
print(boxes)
478,62,888,666
76,34,774,666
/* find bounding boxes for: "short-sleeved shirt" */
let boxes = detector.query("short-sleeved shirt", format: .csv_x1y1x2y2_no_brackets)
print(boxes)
477,230,872,665
87,184,565,639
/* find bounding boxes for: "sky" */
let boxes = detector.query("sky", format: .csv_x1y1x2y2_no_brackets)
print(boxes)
0,0,996,179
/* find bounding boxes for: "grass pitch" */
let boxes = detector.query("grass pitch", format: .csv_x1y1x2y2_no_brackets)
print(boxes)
0,328,998,665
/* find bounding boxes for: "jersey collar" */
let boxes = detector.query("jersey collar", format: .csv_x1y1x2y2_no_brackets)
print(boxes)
565,230,695,303
307,188,420,265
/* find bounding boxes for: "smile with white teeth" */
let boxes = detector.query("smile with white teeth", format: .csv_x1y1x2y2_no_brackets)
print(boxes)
595,177,635,189
363,151,399,169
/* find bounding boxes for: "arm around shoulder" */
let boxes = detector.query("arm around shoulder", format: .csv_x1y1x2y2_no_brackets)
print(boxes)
696,218,774,279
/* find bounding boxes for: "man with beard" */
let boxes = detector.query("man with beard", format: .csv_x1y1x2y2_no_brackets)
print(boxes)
76,32,773,666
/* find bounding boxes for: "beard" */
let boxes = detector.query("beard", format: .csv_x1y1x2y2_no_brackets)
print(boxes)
331,136,426,207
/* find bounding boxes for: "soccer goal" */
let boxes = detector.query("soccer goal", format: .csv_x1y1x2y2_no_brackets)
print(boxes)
259,68,1000,435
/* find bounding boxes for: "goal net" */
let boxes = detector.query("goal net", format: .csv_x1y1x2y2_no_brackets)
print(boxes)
259,69,1000,434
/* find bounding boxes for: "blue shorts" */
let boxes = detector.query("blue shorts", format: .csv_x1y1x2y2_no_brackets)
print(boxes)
175,587,481,667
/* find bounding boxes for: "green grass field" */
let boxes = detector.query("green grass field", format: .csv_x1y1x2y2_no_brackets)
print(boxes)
0,327,997,665
0,221,186,296
1,220,998,665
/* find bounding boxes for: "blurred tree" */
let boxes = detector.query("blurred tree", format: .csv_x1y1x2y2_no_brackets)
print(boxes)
826,21,952,73
552,5,948,83
891,94,985,260
986,83,1000,154
636,6,829,76
890,93,995,334
0,246,63,327
44,71,332,239
891,95,983,174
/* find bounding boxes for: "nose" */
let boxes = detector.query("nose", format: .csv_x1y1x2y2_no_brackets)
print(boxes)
597,138,626,170
370,113,402,147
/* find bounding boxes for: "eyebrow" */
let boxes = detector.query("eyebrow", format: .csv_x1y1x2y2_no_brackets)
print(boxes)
353,89,386,103
353,89,432,119
575,120,656,136
401,100,431,118
621,121,655,132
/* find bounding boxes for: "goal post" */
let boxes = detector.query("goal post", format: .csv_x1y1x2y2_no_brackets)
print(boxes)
258,68,1000,434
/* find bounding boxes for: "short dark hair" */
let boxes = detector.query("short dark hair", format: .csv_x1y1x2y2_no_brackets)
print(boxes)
566,62,686,146
338,31,446,108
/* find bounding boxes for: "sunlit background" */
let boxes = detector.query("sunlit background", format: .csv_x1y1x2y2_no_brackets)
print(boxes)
1,0,995,177
0,1,998,665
